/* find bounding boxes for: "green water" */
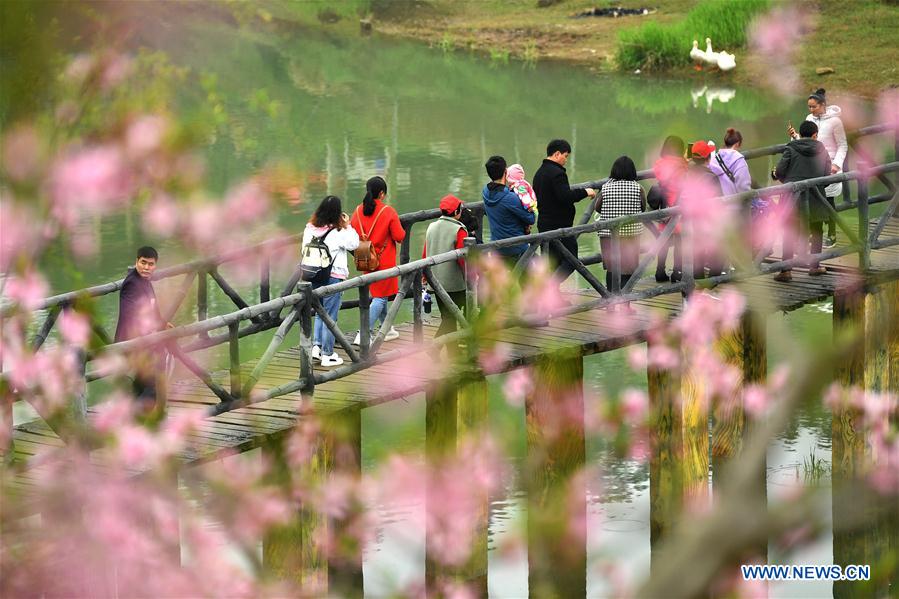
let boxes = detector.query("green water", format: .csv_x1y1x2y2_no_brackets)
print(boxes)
24,12,895,597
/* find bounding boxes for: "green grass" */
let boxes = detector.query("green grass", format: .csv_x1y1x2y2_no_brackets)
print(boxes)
616,0,771,71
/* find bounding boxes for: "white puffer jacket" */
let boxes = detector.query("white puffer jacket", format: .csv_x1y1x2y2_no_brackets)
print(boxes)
805,105,847,197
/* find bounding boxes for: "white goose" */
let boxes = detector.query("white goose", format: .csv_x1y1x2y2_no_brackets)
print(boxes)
690,40,706,69
702,37,719,67
717,51,736,72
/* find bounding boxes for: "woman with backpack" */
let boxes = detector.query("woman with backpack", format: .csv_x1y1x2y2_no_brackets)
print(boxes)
302,195,359,367
709,128,751,196
350,176,406,346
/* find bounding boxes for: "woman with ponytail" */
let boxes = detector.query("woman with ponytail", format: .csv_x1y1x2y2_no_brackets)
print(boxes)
350,176,406,345
789,88,847,247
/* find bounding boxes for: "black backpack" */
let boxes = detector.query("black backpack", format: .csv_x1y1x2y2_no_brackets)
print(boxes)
300,228,336,285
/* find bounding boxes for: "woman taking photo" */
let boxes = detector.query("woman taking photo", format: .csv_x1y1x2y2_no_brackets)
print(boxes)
789,88,847,247
303,195,360,367
597,155,645,308
351,176,406,345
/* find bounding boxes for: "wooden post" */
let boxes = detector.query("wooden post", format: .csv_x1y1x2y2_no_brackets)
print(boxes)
525,351,586,598
832,286,870,598
424,383,457,588
424,373,489,594
711,311,767,482
323,407,363,598
711,310,768,563
456,374,488,594
648,332,710,572
463,237,478,319
197,269,208,339
260,256,271,304
857,164,870,271
298,283,315,394
262,407,362,595
73,348,88,424
359,285,371,360
228,322,241,400
413,274,424,343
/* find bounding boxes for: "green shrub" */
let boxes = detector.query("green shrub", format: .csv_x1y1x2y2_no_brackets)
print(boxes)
616,0,771,71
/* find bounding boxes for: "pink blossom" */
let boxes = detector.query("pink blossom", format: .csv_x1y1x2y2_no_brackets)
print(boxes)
93,394,135,432
620,388,648,424
100,54,134,90
0,201,47,272
126,114,168,158
627,346,647,370
877,88,899,132
115,425,160,468
143,193,180,237
65,54,95,83
749,6,816,96
224,181,271,226
2,124,43,182
678,175,738,257
743,384,771,417
58,310,91,347
517,259,567,319
50,145,133,227
478,343,510,373
647,342,680,370
3,270,48,311
503,368,534,406
55,100,79,125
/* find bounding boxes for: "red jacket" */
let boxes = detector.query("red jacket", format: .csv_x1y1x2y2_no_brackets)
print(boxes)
350,199,406,297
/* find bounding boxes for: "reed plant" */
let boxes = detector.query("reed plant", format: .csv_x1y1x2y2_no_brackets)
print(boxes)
616,0,771,71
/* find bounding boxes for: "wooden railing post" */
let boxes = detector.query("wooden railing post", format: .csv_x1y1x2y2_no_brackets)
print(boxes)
228,322,241,400
359,284,371,360
73,348,88,424
525,350,586,597
323,407,363,598
412,273,424,343
260,255,271,305
297,282,315,394
400,223,413,265
425,382,458,588
648,332,710,572
857,162,870,271
197,269,208,339
463,237,478,319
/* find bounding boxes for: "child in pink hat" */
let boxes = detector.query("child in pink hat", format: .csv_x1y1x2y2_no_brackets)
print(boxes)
506,163,538,216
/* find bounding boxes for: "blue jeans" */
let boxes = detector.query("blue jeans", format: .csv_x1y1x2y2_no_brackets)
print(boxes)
313,277,343,355
369,296,390,332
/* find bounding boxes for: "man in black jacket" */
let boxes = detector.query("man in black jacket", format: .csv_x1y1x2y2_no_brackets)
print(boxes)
532,139,595,283
773,121,832,281
115,246,172,407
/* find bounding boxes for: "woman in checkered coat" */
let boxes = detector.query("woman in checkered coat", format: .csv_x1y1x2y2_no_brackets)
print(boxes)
596,156,646,296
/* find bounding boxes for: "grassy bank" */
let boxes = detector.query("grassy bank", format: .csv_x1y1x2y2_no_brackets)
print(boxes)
294,0,899,99
615,0,769,70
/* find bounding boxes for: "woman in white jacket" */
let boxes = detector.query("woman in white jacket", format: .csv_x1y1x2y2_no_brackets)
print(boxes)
302,195,360,367
789,88,847,247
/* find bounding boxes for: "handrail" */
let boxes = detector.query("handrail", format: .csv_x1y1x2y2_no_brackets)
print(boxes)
3,158,898,420
85,161,899,359
8,122,893,318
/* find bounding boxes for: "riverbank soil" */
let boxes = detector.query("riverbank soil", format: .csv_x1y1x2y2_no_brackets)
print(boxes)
369,0,898,99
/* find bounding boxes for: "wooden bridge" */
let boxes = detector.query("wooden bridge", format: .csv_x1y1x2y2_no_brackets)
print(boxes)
3,124,899,597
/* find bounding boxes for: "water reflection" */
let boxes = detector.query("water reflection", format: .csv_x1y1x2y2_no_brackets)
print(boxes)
690,86,738,114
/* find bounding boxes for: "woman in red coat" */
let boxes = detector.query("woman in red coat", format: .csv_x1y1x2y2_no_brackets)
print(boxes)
351,176,406,344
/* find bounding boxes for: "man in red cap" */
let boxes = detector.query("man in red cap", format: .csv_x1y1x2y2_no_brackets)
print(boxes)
422,194,470,340
684,140,725,279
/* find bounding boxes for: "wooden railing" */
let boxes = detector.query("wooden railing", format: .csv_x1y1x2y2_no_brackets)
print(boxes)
4,125,898,427
26,162,890,423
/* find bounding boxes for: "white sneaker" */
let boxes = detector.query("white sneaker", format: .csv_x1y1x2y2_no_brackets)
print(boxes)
352,331,361,346
320,352,344,367
311,345,321,361
384,327,400,342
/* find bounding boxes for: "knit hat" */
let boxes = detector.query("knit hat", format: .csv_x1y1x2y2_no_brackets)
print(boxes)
506,163,527,183
691,140,713,159
439,194,462,213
